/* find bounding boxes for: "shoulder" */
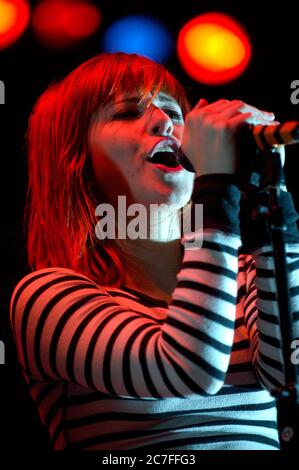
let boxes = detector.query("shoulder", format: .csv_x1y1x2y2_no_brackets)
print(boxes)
10,267,111,324
11,266,109,291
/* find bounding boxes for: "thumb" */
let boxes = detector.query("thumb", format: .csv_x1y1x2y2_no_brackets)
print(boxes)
194,98,209,110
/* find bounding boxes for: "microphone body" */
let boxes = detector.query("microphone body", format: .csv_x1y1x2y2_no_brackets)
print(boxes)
251,121,299,150
179,121,299,173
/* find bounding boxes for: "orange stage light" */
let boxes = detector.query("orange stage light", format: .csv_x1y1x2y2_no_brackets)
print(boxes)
0,0,30,49
177,13,252,85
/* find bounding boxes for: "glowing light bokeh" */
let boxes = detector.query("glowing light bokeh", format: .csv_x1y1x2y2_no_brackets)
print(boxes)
102,15,173,62
31,0,101,49
177,13,252,85
0,0,30,49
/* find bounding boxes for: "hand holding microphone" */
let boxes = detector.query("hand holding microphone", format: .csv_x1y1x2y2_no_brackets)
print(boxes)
179,99,292,176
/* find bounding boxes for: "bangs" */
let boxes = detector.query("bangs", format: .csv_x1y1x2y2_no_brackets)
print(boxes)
94,53,191,115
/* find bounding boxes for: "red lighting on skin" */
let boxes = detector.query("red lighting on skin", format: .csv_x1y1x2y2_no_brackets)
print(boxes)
177,13,252,85
0,0,30,49
32,0,101,49
151,163,183,173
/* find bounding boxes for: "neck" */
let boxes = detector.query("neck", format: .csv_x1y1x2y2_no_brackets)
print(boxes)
114,208,183,303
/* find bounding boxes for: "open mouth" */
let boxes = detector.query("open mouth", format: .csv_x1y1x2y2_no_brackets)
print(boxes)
146,150,181,169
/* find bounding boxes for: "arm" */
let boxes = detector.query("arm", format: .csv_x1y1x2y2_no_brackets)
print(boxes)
241,187,299,391
10,176,241,399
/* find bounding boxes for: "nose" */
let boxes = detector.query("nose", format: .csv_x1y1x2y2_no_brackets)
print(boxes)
148,105,174,136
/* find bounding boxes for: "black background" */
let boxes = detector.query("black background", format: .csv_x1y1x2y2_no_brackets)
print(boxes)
0,0,298,449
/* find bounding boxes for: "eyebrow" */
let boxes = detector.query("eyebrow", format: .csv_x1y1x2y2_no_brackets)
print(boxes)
112,95,180,107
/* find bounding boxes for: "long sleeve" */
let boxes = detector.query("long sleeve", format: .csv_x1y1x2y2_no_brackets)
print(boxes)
241,188,299,391
10,176,242,400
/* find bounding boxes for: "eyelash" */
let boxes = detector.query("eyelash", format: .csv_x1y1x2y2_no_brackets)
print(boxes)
164,109,184,121
113,108,184,121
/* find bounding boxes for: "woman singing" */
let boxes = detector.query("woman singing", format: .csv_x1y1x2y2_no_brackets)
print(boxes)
10,52,299,450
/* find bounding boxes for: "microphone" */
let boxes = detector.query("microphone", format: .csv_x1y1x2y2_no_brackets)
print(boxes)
251,121,299,150
179,121,299,173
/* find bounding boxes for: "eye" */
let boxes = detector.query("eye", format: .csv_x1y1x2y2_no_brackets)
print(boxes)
162,108,184,122
112,108,142,120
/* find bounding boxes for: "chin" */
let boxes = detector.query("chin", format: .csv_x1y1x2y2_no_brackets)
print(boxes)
165,180,194,208
133,175,194,208
144,188,192,210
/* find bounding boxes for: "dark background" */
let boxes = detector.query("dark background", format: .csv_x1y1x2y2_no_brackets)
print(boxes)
0,0,298,449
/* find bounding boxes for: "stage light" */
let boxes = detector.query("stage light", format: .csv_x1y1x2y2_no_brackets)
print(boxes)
0,0,30,49
177,12,252,85
31,0,101,49
102,15,173,62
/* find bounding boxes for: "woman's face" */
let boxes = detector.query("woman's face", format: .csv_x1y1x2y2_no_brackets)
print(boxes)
88,91,194,209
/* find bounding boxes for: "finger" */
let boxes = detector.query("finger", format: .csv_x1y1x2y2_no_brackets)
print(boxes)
244,116,279,126
258,108,275,119
236,102,275,120
204,100,239,114
193,98,230,111
262,111,275,120
222,105,276,126
199,99,246,116
227,112,253,128
193,98,209,109
214,101,247,120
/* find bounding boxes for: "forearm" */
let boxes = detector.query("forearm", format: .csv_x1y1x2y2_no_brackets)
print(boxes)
164,175,242,393
242,188,299,390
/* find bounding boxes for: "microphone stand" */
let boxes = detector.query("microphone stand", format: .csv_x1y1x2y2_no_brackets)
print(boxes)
244,147,299,450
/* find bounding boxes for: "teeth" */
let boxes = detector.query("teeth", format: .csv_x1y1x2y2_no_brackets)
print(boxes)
155,146,174,153
146,141,178,162
151,145,176,157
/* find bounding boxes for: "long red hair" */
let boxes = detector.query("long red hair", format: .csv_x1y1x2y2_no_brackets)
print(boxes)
25,52,191,286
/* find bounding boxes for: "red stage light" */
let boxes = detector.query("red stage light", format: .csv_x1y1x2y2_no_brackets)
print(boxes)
32,0,101,49
0,0,30,49
177,13,252,85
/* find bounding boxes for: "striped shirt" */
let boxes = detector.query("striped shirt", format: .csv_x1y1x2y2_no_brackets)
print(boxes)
10,232,299,450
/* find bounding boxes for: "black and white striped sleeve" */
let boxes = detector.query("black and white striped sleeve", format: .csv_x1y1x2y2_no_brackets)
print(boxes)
242,190,299,391
10,176,242,399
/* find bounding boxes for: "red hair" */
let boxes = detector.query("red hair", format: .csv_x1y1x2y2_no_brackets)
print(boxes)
25,52,191,286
